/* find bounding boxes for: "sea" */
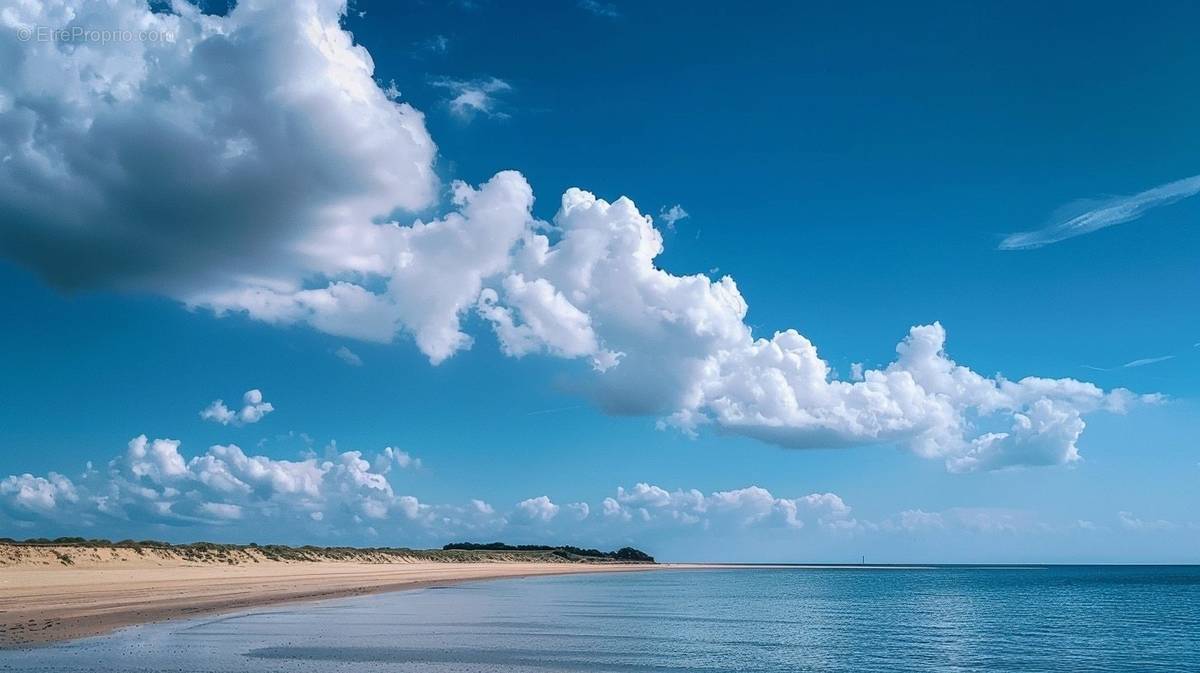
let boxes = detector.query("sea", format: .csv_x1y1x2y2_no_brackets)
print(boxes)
4,566,1198,672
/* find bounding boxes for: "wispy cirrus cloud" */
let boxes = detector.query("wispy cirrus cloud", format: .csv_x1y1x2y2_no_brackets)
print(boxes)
415,34,449,56
1122,355,1175,368
578,0,621,18
1082,353,1178,372
1000,174,1200,250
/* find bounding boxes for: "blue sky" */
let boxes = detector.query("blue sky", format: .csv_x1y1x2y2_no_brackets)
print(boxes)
0,0,1197,562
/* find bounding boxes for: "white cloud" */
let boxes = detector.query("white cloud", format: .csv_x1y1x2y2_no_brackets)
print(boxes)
0,0,1148,474
895,509,944,531
515,495,560,523
1122,355,1174,368
606,483,854,531
849,362,865,381
567,502,591,520
945,508,1027,533
6,450,869,541
198,502,243,521
602,497,629,521
490,187,1144,471
200,389,274,426
1000,174,1200,250
0,435,435,530
430,76,512,120
658,204,689,230
880,507,1039,534
1117,510,1175,531
0,473,78,518
335,346,364,367
380,447,421,470
0,0,436,294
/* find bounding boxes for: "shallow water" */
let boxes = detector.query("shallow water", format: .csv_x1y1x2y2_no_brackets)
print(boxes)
4,566,1198,672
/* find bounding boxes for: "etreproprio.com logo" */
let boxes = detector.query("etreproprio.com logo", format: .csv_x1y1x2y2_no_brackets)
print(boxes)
16,25,176,44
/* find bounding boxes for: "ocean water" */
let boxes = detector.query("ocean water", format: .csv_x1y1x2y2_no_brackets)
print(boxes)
3,566,1198,672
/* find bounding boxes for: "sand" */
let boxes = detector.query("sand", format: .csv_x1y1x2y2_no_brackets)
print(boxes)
0,546,668,648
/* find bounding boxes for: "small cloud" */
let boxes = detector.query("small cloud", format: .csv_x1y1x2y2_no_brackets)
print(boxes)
1000,174,1200,250
430,77,512,120
567,501,590,520
897,509,944,531
1117,510,1175,531
378,447,422,471
335,346,363,367
1122,355,1174,368
416,34,449,55
380,79,402,101
1083,353,1177,372
658,204,689,230
200,389,274,426
515,495,559,522
578,0,620,18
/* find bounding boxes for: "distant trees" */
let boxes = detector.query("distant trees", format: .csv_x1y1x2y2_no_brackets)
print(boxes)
614,547,655,562
443,542,655,563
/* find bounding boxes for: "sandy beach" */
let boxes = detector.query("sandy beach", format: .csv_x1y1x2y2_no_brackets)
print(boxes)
0,545,668,647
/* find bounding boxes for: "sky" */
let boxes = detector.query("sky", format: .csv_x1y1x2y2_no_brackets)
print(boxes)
0,0,1197,563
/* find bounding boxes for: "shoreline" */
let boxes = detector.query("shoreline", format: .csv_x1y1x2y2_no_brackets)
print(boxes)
0,560,681,648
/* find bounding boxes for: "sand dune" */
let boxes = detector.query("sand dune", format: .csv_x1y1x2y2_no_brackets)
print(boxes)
0,543,664,647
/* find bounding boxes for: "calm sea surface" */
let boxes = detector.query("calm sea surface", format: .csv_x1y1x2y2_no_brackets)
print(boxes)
4,566,1198,672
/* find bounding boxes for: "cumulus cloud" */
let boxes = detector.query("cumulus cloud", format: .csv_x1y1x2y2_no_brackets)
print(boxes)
200,389,274,426
0,0,1149,473
0,435,436,530
567,502,591,520
604,483,856,531
1,445,868,543
0,473,79,519
515,496,560,523
0,0,436,294
1000,174,1200,250
379,446,422,471
430,76,512,120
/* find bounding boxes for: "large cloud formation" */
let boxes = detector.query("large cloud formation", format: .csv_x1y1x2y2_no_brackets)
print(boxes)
0,435,856,543
0,0,1149,472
